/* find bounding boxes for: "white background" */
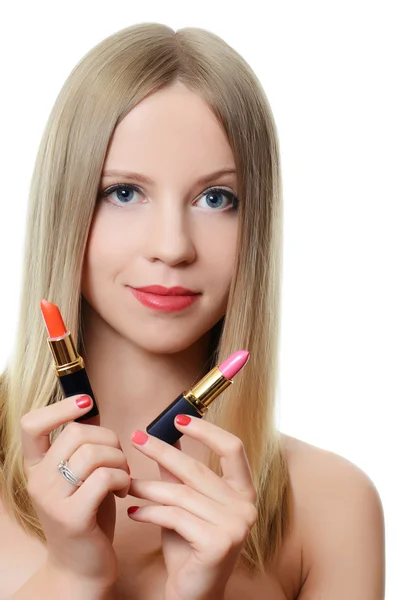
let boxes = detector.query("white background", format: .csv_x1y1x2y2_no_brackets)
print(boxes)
0,1,395,596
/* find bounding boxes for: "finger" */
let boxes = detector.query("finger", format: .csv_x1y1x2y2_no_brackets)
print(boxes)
131,430,230,503
58,444,130,497
158,463,183,484
127,504,215,550
41,421,122,471
129,479,222,524
21,395,94,468
71,467,131,520
128,505,251,565
174,415,256,498
158,438,183,483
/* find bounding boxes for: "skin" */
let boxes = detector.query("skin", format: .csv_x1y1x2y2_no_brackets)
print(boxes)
0,82,385,600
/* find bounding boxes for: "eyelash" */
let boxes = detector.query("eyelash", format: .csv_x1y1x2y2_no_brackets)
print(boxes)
99,183,239,211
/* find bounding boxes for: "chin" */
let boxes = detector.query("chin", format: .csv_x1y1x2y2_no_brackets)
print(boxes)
133,339,199,356
127,324,214,356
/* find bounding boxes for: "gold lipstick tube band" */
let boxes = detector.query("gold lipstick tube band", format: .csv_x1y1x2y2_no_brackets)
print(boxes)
47,333,85,376
183,366,231,416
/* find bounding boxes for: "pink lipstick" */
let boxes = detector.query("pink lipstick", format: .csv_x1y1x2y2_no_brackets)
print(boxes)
146,350,249,444
128,285,200,312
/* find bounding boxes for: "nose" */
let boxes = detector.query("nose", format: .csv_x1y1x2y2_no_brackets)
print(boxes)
144,204,196,267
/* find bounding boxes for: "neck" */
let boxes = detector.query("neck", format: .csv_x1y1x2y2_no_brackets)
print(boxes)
79,304,215,439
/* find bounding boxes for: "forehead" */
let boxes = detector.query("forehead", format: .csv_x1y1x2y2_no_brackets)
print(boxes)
103,83,236,182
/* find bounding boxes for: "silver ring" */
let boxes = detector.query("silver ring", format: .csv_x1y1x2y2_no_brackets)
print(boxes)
57,460,83,487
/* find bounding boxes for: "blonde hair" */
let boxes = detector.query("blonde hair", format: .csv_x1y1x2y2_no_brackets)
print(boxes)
0,23,291,575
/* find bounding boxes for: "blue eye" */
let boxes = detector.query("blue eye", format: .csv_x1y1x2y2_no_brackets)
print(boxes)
99,183,239,211
195,187,239,211
101,183,142,205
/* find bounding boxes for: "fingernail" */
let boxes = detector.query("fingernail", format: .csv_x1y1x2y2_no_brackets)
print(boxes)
175,414,191,426
127,506,140,516
131,430,148,445
76,395,92,409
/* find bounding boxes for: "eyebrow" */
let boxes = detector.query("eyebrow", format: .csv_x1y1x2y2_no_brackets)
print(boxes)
101,168,237,187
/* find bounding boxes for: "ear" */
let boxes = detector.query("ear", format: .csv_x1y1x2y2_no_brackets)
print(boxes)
158,439,183,484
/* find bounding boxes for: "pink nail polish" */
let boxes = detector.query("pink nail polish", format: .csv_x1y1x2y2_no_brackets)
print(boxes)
76,395,92,408
175,414,191,426
131,430,148,445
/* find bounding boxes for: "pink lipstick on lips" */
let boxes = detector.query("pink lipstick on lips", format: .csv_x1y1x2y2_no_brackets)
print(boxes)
128,285,200,312
146,350,250,444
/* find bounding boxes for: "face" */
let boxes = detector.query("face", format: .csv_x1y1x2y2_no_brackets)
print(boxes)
81,81,239,354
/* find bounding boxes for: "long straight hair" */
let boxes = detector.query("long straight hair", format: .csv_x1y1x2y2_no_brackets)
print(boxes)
0,23,291,575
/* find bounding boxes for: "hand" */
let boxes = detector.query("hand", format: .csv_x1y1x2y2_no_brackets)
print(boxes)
127,416,258,600
20,394,130,589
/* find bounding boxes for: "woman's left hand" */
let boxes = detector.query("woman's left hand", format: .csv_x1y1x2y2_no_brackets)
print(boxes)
127,415,258,600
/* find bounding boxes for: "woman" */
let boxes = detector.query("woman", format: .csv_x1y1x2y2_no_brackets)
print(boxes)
0,23,384,599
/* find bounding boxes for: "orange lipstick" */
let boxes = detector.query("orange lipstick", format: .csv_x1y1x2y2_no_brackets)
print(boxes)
40,299,99,421
40,300,68,338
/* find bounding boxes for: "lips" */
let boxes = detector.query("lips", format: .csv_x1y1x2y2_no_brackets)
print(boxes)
127,285,200,312
134,285,198,296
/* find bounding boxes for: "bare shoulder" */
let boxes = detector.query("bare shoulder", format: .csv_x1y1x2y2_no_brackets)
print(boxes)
0,492,47,597
282,432,383,498
281,434,385,599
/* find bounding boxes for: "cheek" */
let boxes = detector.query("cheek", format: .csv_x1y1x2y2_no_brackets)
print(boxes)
83,209,139,276
83,223,111,279
82,217,123,300
197,217,238,295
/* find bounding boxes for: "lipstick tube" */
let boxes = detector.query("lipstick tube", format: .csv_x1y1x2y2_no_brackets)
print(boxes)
41,299,99,422
146,350,249,445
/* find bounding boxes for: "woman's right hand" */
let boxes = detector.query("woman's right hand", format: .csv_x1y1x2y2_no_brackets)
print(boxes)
20,394,130,590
